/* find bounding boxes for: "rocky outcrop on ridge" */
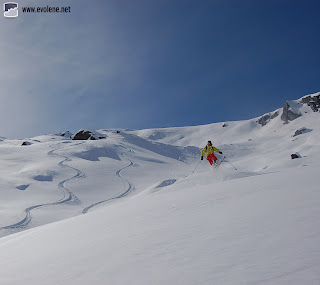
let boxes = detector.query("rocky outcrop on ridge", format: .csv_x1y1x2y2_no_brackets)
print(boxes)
72,129,106,140
281,93,320,124
300,94,320,112
257,111,279,126
281,101,302,124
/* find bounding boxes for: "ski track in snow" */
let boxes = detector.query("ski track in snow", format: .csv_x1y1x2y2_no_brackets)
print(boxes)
48,148,83,205
0,141,137,234
82,147,135,214
0,143,83,233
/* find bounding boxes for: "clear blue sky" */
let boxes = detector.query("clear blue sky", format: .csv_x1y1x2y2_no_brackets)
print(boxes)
1,0,319,138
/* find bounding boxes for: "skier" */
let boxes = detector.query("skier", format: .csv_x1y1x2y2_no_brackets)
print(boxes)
201,140,222,165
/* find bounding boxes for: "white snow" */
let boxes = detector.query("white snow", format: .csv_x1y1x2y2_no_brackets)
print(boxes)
0,94,319,284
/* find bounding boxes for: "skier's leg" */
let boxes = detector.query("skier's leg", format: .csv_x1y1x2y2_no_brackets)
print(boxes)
211,153,218,162
207,154,214,165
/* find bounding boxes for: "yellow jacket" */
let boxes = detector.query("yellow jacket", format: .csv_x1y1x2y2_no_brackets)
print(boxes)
201,145,221,157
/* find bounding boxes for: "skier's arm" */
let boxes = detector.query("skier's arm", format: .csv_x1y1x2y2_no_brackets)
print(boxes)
200,147,206,157
213,146,223,154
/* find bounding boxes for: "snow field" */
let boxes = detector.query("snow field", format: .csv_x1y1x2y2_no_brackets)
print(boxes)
0,164,319,285
0,95,319,284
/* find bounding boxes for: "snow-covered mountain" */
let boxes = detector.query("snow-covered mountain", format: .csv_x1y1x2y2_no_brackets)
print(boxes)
0,92,319,285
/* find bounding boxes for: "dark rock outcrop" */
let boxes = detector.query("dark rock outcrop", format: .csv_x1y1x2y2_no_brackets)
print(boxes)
301,94,320,112
258,114,271,126
72,130,93,140
72,130,106,140
293,127,312,137
281,102,302,124
257,111,279,126
270,111,279,119
60,131,73,138
21,141,32,146
280,93,319,124
291,153,301,159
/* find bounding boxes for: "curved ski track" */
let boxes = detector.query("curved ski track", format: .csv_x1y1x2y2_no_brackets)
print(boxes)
82,148,135,214
0,143,136,234
0,144,83,233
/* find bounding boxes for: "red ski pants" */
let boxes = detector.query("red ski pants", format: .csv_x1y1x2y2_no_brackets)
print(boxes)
207,153,218,165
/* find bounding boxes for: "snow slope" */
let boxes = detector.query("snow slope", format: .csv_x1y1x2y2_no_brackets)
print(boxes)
0,93,319,284
0,132,198,235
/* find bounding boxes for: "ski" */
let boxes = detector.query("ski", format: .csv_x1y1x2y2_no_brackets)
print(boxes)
212,159,222,172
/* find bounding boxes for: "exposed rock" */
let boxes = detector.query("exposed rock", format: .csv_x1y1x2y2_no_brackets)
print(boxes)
291,153,301,159
21,141,32,146
222,123,228,127
72,130,92,140
60,131,73,138
72,130,106,140
293,127,312,137
301,94,320,112
257,111,278,126
281,101,302,124
270,111,279,119
280,94,319,124
258,114,271,126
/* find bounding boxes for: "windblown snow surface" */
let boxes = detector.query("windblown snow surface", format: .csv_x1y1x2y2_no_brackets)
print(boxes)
0,94,319,285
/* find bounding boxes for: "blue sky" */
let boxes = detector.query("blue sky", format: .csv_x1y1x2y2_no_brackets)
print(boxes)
1,0,319,138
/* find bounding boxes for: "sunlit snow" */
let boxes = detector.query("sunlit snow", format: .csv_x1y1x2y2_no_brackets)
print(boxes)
0,94,319,285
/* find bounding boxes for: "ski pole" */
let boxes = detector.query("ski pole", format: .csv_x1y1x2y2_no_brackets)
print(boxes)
192,160,201,173
223,156,237,170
